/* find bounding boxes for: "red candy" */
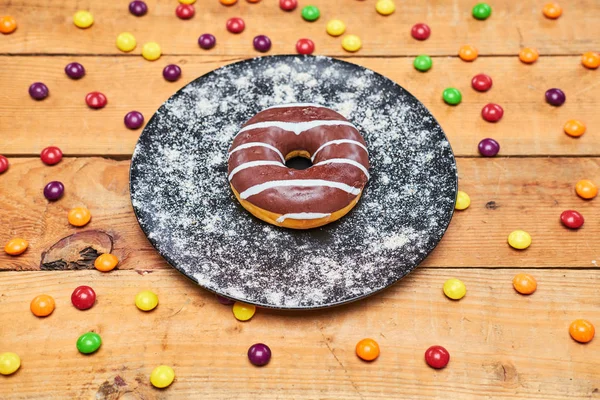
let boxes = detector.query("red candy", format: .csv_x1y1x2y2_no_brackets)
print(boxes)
175,4,195,19
0,155,8,174
425,345,450,369
280,0,297,11
560,210,584,229
296,38,315,55
481,103,504,122
411,23,431,40
40,146,63,165
471,73,493,92
71,285,97,310
226,17,245,34
85,92,107,109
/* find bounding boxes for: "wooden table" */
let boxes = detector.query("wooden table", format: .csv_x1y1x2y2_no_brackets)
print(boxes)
1,1,599,398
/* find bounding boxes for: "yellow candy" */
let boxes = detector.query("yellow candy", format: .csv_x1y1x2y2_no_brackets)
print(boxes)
326,19,346,37
455,190,470,210
142,42,161,61
342,35,362,53
443,278,466,300
508,230,531,250
0,352,20,375
376,0,396,15
116,32,137,52
150,365,175,388
179,0,196,3
135,290,159,311
232,301,256,321
73,10,94,29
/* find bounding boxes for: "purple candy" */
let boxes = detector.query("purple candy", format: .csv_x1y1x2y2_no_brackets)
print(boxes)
545,88,565,106
198,33,216,50
216,295,235,305
129,0,148,16
248,343,271,366
253,35,272,53
124,111,144,130
478,138,500,157
64,62,85,79
162,64,181,82
29,82,49,100
44,181,64,201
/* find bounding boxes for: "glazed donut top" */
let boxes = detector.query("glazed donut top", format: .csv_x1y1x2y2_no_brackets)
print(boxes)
227,103,370,219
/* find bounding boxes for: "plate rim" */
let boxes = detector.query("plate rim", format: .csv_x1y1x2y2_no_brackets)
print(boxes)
129,54,459,310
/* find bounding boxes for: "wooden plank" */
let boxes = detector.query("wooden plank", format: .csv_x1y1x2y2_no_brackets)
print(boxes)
0,268,598,399
1,0,598,56
0,157,598,271
1,55,599,157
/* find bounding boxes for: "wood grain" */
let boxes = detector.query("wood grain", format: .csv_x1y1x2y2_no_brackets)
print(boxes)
2,0,599,398
1,55,599,157
0,268,598,399
0,157,598,271
1,0,598,56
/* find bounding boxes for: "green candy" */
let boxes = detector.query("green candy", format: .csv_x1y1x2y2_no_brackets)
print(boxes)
413,55,432,72
472,3,492,20
443,88,462,105
77,332,102,354
301,5,320,22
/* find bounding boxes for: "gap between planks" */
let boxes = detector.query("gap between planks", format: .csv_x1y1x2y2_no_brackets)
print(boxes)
0,53,587,58
1,267,599,273
4,155,600,160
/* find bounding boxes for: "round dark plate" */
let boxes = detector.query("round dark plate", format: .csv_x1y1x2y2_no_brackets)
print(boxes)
130,55,457,310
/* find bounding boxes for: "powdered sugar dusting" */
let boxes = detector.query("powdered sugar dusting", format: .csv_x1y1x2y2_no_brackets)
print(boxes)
130,56,457,309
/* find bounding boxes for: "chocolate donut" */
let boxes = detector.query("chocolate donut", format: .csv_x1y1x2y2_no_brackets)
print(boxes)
227,103,370,229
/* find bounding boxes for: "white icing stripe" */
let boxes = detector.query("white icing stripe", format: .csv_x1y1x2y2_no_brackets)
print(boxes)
276,212,331,223
236,120,357,137
311,139,368,162
240,179,361,199
265,103,325,110
314,158,370,179
228,161,286,181
228,142,285,163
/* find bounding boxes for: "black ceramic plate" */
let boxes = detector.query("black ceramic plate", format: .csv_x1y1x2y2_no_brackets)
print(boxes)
130,55,457,309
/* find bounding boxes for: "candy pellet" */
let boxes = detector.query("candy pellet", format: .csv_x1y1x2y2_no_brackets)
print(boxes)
0,352,20,375
233,301,256,321
512,273,537,295
30,294,55,317
455,191,470,210
150,365,175,388
508,230,532,250
73,10,94,29
443,278,466,300
136,290,159,311
77,332,102,354
356,338,380,361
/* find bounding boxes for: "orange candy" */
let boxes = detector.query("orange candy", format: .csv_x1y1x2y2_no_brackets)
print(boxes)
94,253,119,272
355,338,380,361
542,3,562,19
4,238,28,256
30,294,55,317
575,179,598,200
68,207,91,227
0,16,17,34
563,120,586,137
220,0,237,4
569,319,595,343
519,48,539,64
458,45,478,61
247,0,261,2
581,52,600,69
512,273,537,295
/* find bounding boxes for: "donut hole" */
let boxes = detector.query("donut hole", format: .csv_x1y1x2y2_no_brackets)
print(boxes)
285,150,313,170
